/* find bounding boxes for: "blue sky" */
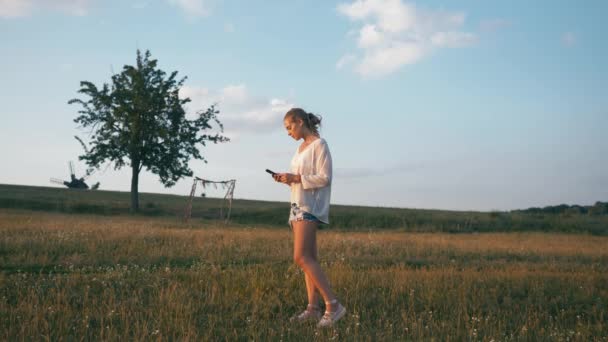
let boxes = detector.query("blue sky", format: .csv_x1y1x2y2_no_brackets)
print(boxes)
1,0,606,211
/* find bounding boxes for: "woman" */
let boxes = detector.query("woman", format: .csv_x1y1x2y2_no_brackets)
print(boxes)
272,108,346,327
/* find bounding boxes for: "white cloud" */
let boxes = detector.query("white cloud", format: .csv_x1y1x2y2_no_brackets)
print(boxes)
358,24,385,48
356,42,425,76
561,32,577,47
0,0,32,17
0,0,90,17
0,0,215,18
220,84,249,104
338,0,416,33
179,84,295,138
168,0,210,18
336,0,476,78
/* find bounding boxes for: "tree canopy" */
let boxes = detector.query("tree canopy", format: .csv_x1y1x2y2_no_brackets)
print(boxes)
69,50,229,211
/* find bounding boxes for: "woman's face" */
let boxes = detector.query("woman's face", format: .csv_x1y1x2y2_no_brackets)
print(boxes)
284,117,304,140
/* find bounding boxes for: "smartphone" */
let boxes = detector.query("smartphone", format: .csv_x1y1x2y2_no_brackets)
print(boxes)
265,169,276,175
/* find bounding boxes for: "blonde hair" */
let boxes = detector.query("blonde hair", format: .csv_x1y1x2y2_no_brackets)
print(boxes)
284,108,322,136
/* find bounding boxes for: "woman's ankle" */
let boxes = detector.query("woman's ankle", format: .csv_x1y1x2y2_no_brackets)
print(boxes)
307,303,320,312
325,299,339,312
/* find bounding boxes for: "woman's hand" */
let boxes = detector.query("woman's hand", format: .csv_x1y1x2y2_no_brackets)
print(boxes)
273,173,301,185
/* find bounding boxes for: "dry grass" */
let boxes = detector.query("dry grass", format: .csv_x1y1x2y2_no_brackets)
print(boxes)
1,209,607,340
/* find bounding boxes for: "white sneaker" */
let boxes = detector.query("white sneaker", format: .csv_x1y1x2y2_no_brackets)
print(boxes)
317,300,346,328
290,305,322,322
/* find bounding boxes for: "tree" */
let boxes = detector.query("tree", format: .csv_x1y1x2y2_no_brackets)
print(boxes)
69,50,229,212
589,201,608,215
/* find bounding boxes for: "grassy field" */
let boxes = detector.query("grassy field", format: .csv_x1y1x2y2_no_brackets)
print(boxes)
1,209,607,340
1,183,607,234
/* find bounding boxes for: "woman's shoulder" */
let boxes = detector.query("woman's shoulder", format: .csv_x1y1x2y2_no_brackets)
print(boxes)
319,138,331,150
313,138,331,155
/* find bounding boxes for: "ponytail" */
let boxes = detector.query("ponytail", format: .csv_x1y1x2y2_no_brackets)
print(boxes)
285,108,322,136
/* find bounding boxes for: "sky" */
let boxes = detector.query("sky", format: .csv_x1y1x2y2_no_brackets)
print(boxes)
1,0,607,211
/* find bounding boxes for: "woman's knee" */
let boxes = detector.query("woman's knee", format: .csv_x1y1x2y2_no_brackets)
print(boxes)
293,253,316,268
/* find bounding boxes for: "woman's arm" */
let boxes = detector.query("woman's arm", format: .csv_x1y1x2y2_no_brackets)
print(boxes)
275,142,332,187
274,173,301,185
299,142,332,189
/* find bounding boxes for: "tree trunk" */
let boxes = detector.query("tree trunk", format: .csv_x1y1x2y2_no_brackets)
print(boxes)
130,163,140,213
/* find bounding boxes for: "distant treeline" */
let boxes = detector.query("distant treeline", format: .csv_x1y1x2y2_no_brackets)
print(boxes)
514,201,608,215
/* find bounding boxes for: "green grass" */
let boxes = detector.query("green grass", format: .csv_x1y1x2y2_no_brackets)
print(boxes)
1,183,607,234
1,210,607,340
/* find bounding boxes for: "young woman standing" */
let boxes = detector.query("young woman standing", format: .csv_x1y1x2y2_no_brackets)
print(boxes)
272,108,346,327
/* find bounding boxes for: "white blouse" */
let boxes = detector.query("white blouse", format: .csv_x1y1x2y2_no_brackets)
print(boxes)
289,138,333,224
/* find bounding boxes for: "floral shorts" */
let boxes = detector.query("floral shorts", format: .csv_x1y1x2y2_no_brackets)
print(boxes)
289,203,321,225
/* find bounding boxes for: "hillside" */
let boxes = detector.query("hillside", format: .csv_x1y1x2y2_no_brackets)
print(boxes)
0,183,606,234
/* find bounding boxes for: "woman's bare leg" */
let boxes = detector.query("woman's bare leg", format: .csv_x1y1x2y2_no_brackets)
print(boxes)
304,235,320,307
292,220,338,311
